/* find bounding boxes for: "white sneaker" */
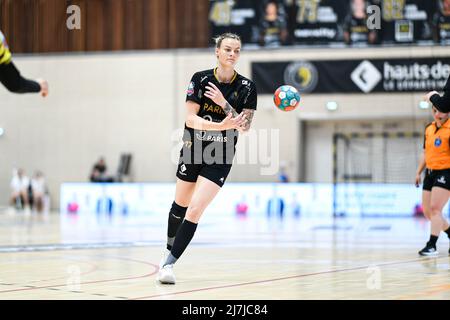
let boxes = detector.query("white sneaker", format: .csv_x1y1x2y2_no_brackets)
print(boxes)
159,249,171,269
157,264,176,284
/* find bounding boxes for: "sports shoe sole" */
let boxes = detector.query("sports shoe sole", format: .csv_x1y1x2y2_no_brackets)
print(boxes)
157,275,176,285
418,251,439,257
158,279,175,285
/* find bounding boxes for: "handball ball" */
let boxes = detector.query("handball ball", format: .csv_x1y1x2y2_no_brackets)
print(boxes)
273,85,300,111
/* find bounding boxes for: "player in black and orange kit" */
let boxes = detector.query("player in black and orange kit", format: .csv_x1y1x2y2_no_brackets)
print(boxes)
157,33,257,284
0,30,48,96
415,106,450,256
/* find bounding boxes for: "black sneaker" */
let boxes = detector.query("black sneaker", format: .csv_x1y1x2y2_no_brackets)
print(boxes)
418,244,439,256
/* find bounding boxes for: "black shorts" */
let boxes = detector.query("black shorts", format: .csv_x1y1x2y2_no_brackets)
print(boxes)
176,140,235,187
423,168,450,191
176,160,232,187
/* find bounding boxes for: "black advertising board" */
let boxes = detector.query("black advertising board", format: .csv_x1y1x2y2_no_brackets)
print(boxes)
252,58,450,93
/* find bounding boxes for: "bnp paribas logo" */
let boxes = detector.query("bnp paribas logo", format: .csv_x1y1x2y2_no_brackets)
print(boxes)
351,60,382,93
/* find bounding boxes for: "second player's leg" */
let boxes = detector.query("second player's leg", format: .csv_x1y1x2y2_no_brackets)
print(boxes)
429,187,450,236
422,190,432,220
10,193,18,207
419,186,450,255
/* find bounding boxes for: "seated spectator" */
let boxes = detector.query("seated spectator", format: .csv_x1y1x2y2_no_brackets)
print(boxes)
279,167,290,183
90,157,114,182
30,171,48,213
278,162,290,183
10,168,30,210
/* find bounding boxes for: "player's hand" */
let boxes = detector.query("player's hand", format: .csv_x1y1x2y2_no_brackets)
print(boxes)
415,173,421,188
220,113,247,130
424,91,439,103
37,78,48,97
204,82,226,107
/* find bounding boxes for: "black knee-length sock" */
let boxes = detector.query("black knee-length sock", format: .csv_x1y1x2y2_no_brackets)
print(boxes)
166,201,187,250
444,227,450,239
164,219,198,266
428,235,439,247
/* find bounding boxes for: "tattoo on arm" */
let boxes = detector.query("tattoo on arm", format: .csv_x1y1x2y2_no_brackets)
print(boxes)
222,101,255,131
222,101,239,118
241,109,255,131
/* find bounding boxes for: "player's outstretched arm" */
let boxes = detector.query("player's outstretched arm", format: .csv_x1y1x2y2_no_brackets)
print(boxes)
36,78,48,97
0,62,48,96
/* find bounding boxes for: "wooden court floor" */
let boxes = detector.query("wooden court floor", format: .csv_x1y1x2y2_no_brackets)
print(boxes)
0,210,449,300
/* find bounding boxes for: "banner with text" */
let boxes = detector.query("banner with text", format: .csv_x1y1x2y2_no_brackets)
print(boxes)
252,57,450,94
209,0,442,46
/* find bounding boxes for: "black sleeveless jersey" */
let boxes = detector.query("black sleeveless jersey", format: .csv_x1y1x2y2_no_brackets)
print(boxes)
186,68,257,123
182,68,257,164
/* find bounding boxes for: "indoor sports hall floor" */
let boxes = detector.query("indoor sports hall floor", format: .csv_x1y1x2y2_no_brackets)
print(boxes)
0,210,449,300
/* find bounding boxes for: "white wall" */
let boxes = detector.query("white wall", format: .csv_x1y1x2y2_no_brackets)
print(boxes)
0,52,177,208
0,45,446,208
304,118,431,182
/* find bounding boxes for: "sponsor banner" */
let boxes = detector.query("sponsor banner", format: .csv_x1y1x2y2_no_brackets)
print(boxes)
209,0,439,46
209,0,260,44
288,0,347,44
60,182,446,217
252,58,450,94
